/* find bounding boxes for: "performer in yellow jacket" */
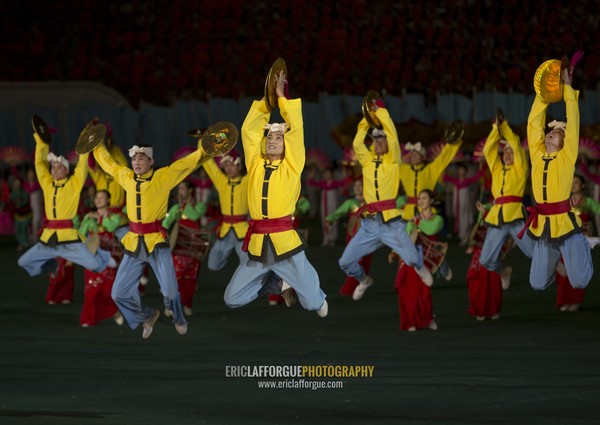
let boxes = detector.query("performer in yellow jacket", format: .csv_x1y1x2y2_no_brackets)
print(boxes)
224,70,327,316
479,111,534,288
88,129,129,238
338,97,432,301
18,127,115,278
523,67,596,290
93,140,209,338
202,151,248,270
399,138,462,221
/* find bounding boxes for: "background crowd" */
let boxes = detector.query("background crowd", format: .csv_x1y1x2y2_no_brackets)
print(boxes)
1,1,599,107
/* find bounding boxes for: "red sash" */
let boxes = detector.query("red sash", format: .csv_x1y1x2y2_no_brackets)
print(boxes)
356,199,398,217
129,220,168,238
222,214,247,224
45,219,74,229
242,215,293,252
406,197,418,205
517,200,571,239
494,196,522,205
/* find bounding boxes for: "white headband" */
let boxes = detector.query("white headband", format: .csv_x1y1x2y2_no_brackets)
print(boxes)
548,120,566,132
47,153,69,171
264,123,289,135
220,153,241,167
405,142,426,155
128,145,154,160
372,128,386,138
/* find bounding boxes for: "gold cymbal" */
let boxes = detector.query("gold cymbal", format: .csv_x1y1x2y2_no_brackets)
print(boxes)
264,58,287,112
443,120,464,145
75,118,106,154
199,121,238,157
362,90,383,129
533,58,568,104
31,115,52,144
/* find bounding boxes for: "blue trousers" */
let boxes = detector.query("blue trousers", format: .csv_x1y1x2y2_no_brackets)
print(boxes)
224,245,326,311
18,242,111,276
338,216,423,282
111,245,186,329
207,231,246,271
530,233,594,291
480,220,535,273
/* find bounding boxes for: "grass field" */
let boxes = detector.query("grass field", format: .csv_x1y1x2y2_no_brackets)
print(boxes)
1,223,599,425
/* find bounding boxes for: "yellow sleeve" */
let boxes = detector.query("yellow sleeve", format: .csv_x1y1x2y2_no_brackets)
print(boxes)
352,118,371,166
159,148,206,189
527,95,548,159
71,152,89,189
93,143,131,186
430,139,462,181
279,97,305,175
242,100,270,169
483,124,502,174
375,108,400,164
202,158,227,190
33,134,52,187
563,86,580,165
500,121,527,173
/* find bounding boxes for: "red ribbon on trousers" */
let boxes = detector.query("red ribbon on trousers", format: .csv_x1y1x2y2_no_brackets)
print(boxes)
516,199,571,239
242,215,293,252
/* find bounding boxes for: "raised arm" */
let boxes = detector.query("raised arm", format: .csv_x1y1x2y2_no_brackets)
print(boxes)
241,100,270,169
527,95,549,159
33,134,52,186
202,158,227,190
375,107,400,164
501,121,527,172
94,143,131,186
483,124,502,173
430,141,463,182
352,118,371,166
562,84,580,165
280,97,305,175
162,147,207,189
71,152,90,189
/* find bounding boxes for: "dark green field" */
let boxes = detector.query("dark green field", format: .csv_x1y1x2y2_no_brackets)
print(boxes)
1,224,599,425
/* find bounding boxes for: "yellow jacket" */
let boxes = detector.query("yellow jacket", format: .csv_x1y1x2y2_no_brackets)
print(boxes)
399,140,462,220
243,98,304,261
202,158,249,239
483,121,528,226
527,85,581,240
34,134,88,245
353,107,402,223
94,143,206,254
89,144,127,208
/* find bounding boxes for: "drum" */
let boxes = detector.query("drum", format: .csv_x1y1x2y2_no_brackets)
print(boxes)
468,221,488,249
99,231,124,263
413,231,448,274
468,221,514,260
171,224,210,261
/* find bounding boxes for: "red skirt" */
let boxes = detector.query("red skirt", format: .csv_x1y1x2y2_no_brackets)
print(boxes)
466,248,502,318
395,264,434,330
173,254,201,308
555,273,585,308
80,267,118,326
46,258,75,304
